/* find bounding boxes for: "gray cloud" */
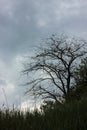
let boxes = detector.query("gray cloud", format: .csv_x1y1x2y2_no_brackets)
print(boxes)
0,79,6,86
0,0,87,108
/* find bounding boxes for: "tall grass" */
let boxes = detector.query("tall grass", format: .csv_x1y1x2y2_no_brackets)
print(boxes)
0,98,87,130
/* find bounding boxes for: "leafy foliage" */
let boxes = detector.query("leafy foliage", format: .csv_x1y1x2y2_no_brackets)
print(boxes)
73,57,87,100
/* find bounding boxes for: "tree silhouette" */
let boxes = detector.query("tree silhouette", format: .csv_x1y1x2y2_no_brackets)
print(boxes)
23,35,87,102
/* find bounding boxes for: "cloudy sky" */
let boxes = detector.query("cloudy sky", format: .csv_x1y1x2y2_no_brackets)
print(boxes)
0,0,87,110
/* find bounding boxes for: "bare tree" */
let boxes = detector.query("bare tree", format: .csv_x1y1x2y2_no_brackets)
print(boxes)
23,35,87,102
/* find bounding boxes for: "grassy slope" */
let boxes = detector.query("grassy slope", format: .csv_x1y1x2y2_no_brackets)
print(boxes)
0,98,87,130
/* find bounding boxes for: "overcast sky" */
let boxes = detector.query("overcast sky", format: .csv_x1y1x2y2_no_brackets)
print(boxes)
0,0,87,110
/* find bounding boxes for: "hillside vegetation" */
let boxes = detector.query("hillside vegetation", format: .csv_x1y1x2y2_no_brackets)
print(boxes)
0,98,87,130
